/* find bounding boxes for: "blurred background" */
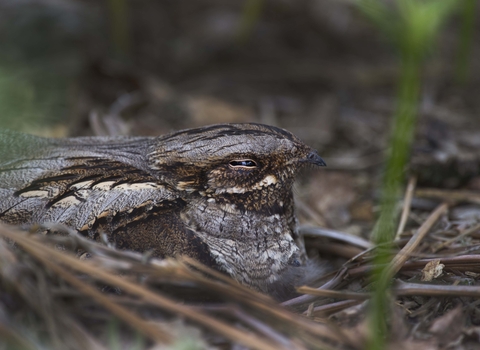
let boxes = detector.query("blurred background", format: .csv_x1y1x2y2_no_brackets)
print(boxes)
0,0,478,238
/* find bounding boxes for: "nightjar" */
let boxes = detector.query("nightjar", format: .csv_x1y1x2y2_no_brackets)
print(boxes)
0,123,325,296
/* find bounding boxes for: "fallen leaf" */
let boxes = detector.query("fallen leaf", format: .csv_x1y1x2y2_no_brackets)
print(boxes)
421,260,444,282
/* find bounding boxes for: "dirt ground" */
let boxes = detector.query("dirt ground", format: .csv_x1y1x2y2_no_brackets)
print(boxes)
1,1,480,349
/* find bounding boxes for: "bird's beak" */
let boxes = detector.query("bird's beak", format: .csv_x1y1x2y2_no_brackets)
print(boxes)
304,150,326,167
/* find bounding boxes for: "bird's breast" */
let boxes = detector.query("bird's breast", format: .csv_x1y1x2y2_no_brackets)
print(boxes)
181,199,302,292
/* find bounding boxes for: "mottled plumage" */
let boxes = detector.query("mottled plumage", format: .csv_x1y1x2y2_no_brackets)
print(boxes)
0,123,325,296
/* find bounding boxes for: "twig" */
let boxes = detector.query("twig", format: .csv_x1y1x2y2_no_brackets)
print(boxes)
403,254,480,269
300,226,372,250
395,281,480,298
348,254,480,278
415,188,480,204
310,300,363,317
383,203,448,280
282,268,348,307
295,279,480,301
297,286,370,301
299,278,480,303
432,223,480,253
395,176,417,239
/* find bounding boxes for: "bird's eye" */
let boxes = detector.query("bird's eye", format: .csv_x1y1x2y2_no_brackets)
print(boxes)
229,159,257,168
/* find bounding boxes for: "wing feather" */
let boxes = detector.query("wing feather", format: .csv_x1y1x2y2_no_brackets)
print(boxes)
0,131,182,233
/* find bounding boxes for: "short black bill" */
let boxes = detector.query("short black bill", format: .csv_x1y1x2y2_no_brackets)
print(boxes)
304,151,326,167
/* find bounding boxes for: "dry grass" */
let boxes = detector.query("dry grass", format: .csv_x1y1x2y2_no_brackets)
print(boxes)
1,186,480,350
0,224,343,350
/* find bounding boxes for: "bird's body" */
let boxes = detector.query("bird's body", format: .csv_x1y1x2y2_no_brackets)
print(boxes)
0,123,325,296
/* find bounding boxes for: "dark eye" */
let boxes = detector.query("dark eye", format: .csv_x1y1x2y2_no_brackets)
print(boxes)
229,159,257,168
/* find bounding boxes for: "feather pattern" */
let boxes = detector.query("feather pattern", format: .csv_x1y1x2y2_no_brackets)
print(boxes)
0,124,326,296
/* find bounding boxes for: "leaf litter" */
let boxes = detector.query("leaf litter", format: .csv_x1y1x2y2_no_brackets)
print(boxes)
1,184,480,349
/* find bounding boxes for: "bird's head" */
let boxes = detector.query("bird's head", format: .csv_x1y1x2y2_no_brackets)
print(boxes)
149,123,325,212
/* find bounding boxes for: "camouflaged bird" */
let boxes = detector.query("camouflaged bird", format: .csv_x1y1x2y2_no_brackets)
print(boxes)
0,123,325,295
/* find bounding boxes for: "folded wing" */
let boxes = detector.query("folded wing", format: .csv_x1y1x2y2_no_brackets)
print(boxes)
0,132,183,250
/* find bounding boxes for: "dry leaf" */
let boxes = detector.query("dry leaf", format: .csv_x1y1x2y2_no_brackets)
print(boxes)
421,260,444,282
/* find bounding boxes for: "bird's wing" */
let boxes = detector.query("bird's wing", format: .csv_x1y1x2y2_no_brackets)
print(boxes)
0,131,183,240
